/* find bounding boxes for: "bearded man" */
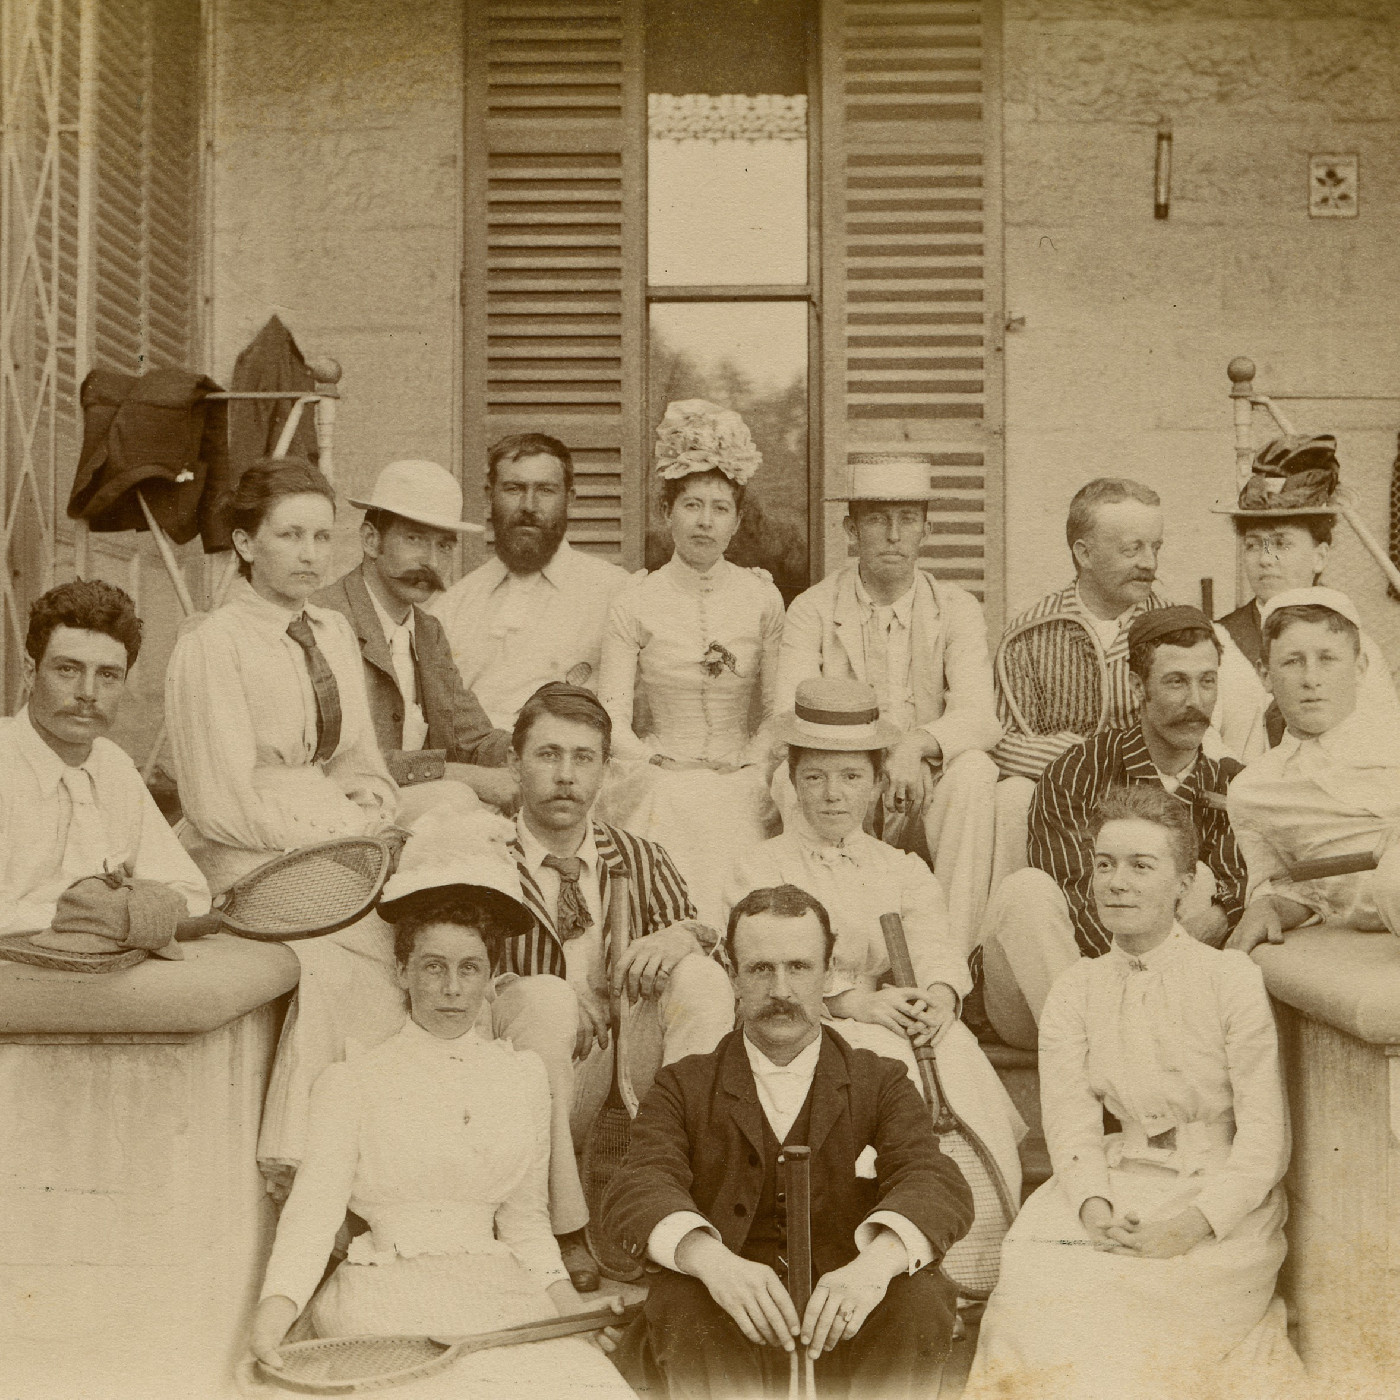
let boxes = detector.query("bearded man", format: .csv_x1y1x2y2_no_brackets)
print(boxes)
432,434,631,730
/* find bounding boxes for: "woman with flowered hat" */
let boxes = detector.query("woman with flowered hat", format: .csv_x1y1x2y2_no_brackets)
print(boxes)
595,399,784,928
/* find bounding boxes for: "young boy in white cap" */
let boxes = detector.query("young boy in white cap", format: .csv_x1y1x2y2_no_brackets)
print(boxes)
1227,586,1400,953
316,459,517,811
724,676,1025,1199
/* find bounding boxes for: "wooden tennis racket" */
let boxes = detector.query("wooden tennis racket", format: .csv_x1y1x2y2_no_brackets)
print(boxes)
1279,851,1379,884
256,1302,639,1393
995,611,1112,740
581,871,644,1282
880,912,1018,1301
781,1145,816,1398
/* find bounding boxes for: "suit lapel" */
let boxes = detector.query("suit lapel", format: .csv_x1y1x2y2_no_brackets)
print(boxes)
806,1028,850,1158
344,568,397,681
718,1032,768,1159
831,570,868,683
509,837,559,942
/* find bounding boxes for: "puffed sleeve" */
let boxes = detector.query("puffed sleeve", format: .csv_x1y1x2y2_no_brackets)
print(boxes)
492,1052,570,1287
597,579,659,763
1191,953,1290,1240
1038,963,1113,1215
896,851,971,1001
260,1062,361,1312
740,579,786,768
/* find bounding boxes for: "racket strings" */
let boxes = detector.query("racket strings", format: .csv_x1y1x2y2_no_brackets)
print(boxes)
272,1335,446,1383
223,845,387,933
583,1103,635,1275
1001,620,1106,736
939,1130,1012,1299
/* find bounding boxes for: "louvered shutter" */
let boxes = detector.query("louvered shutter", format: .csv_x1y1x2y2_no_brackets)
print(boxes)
463,0,645,566
820,0,1003,624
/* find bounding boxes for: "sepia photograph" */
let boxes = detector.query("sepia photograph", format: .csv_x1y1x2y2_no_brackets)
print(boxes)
1,0,1397,1396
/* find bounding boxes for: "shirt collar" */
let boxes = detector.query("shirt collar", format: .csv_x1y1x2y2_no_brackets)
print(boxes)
225,574,330,636
1108,924,1190,972
14,704,91,796
789,809,864,857
1278,704,1370,759
743,1029,822,1082
399,1016,486,1056
362,566,415,643
1068,579,1152,634
515,812,598,878
661,553,728,594
854,571,917,626
487,537,574,592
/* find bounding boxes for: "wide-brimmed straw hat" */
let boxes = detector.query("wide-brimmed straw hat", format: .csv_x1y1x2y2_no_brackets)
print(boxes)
378,805,533,938
1211,435,1339,518
774,677,904,752
827,453,936,504
348,459,485,534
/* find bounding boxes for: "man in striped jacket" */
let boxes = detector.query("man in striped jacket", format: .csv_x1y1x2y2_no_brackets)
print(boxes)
493,683,734,1290
978,607,1247,1048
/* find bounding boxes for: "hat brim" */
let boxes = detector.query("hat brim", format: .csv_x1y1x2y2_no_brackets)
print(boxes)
347,498,486,535
0,930,149,973
773,713,906,751
825,490,936,503
1210,503,1337,518
377,880,535,940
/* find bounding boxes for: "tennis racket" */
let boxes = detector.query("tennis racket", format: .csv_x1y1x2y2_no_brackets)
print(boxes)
1279,851,1379,883
256,1302,639,1394
781,1145,816,1398
995,612,1112,740
880,912,1018,1301
581,872,644,1282
175,832,407,943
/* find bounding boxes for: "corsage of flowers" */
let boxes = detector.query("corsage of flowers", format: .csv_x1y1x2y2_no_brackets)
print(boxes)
655,398,762,487
702,641,739,678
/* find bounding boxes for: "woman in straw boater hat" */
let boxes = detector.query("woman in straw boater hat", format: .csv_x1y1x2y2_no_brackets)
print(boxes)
723,677,1026,1197
595,398,785,928
248,814,633,1399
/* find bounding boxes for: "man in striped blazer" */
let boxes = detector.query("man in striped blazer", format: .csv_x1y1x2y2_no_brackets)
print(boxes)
492,683,735,1291
979,607,1247,1048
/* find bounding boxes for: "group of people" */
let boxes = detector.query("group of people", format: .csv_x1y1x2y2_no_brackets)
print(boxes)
4,402,1395,1398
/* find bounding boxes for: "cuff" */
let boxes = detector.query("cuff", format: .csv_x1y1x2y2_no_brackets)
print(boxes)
854,1212,933,1275
1251,882,1325,922
648,1211,719,1272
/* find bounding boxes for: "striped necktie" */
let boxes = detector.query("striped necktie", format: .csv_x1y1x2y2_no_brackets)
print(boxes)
286,614,343,763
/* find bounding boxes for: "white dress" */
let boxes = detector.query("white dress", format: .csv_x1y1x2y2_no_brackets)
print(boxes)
965,928,1306,1400
254,1020,633,1399
725,818,1027,1200
596,555,783,928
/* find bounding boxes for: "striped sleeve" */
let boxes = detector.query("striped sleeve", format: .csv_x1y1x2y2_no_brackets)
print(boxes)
605,825,698,936
1201,761,1248,930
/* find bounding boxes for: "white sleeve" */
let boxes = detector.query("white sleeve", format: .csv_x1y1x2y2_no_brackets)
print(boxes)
741,583,786,768
898,854,970,1001
493,1055,570,1286
855,1212,934,1274
596,586,658,763
127,768,211,916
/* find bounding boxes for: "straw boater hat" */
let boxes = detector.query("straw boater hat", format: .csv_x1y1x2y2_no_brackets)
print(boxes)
1258,585,1363,632
1212,435,1339,519
348,459,486,534
378,805,534,939
654,399,762,487
827,452,936,503
775,677,904,752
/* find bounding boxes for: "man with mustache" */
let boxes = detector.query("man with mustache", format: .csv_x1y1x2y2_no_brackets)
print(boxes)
0,580,209,946
601,883,972,1399
978,607,1249,1048
316,459,517,810
432,434,631,730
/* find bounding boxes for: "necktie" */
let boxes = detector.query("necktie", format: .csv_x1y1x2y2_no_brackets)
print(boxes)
286,614,343,763
60,766,110,882
542,853,593,942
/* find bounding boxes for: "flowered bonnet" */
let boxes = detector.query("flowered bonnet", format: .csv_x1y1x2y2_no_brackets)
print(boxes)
654,398,762,488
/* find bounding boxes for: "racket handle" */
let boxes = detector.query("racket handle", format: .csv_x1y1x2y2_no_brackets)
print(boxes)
1283,851,1379,883
879,912,944,1118
432,1301,641,1348
174,912,223,941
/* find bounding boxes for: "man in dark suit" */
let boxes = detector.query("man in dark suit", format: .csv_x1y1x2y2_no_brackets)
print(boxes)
315,459,517,810
603,884,972,1399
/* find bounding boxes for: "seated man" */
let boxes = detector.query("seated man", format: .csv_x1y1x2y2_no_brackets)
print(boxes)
1228,587,1400,953
316,459,517,809
776,454,1000,955
602,883,973,1400
0,580,209,942
980,606,1248,1048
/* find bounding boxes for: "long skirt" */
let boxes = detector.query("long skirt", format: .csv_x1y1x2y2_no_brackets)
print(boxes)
964,1158,1306,1400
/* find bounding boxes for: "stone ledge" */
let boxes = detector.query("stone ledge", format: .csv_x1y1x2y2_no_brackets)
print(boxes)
0,933,299,1038
1254,925,1400,1045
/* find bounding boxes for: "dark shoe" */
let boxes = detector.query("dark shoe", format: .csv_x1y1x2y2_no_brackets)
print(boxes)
558,1230,601,1292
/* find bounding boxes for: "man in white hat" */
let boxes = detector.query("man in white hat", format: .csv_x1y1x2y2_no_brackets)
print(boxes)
431,434,631,731
1228,587,1400,953
316,459,517,811
774,454,1001,956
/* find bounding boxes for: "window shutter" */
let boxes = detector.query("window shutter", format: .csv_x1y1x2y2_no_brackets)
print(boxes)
820,0,1003,623
463,0,645,565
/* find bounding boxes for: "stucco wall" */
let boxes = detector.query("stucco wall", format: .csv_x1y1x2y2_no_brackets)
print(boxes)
1001,0,1400,658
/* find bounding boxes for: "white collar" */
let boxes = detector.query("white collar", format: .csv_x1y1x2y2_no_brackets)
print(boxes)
515,812,598,877
789,810,866,858
1108,924,1190,972
485,537,575,591
854,570,917,624
14,704,96,796
744,1030,822,1081
399,1016,487,1056
363,568,416,643
225,574,330,635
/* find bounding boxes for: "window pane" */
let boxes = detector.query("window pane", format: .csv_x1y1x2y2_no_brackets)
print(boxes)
648,303,808,598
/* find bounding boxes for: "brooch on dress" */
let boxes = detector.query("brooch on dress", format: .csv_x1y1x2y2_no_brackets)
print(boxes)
702,641,739,677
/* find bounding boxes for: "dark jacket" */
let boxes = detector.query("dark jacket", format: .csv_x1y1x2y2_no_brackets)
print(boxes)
314,567,511,769
602,1027,973,1281
1217,600,1284,746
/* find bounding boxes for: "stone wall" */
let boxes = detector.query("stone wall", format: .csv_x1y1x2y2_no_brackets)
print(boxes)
1001,0,1400,661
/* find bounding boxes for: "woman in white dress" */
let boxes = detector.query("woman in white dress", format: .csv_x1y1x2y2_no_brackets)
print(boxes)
725,677,1026,1199
166,458,397,894
597,399,783,928
248,853,633,1399
965,783,1306,1400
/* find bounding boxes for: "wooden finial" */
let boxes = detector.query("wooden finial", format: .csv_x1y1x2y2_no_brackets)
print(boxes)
1227,357,1256,395
309,358,343,394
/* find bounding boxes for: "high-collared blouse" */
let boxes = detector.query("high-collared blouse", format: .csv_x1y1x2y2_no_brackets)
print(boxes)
598,555,785,768
1038,926,1289,1241
724,814,971,1002
260,1019,567,1312
165,577,396,890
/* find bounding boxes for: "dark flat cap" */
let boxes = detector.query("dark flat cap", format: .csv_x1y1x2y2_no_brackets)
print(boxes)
1127,605,1217,653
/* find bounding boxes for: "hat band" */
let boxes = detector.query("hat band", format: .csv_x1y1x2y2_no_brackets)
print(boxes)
795,701,880,727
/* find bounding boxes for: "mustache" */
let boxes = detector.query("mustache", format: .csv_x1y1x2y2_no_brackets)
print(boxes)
758,999,812,1022
393,566,446,592
1172,709,1212,727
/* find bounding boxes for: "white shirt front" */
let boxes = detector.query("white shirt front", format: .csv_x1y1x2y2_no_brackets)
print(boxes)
854,573,918,733
646,1030,934,1276
364,578,430,751
514,815,606,1004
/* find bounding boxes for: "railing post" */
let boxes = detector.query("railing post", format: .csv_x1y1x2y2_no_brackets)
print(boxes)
1228,356,1256,490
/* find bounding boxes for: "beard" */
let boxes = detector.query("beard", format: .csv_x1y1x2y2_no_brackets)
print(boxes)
492,503,568,573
